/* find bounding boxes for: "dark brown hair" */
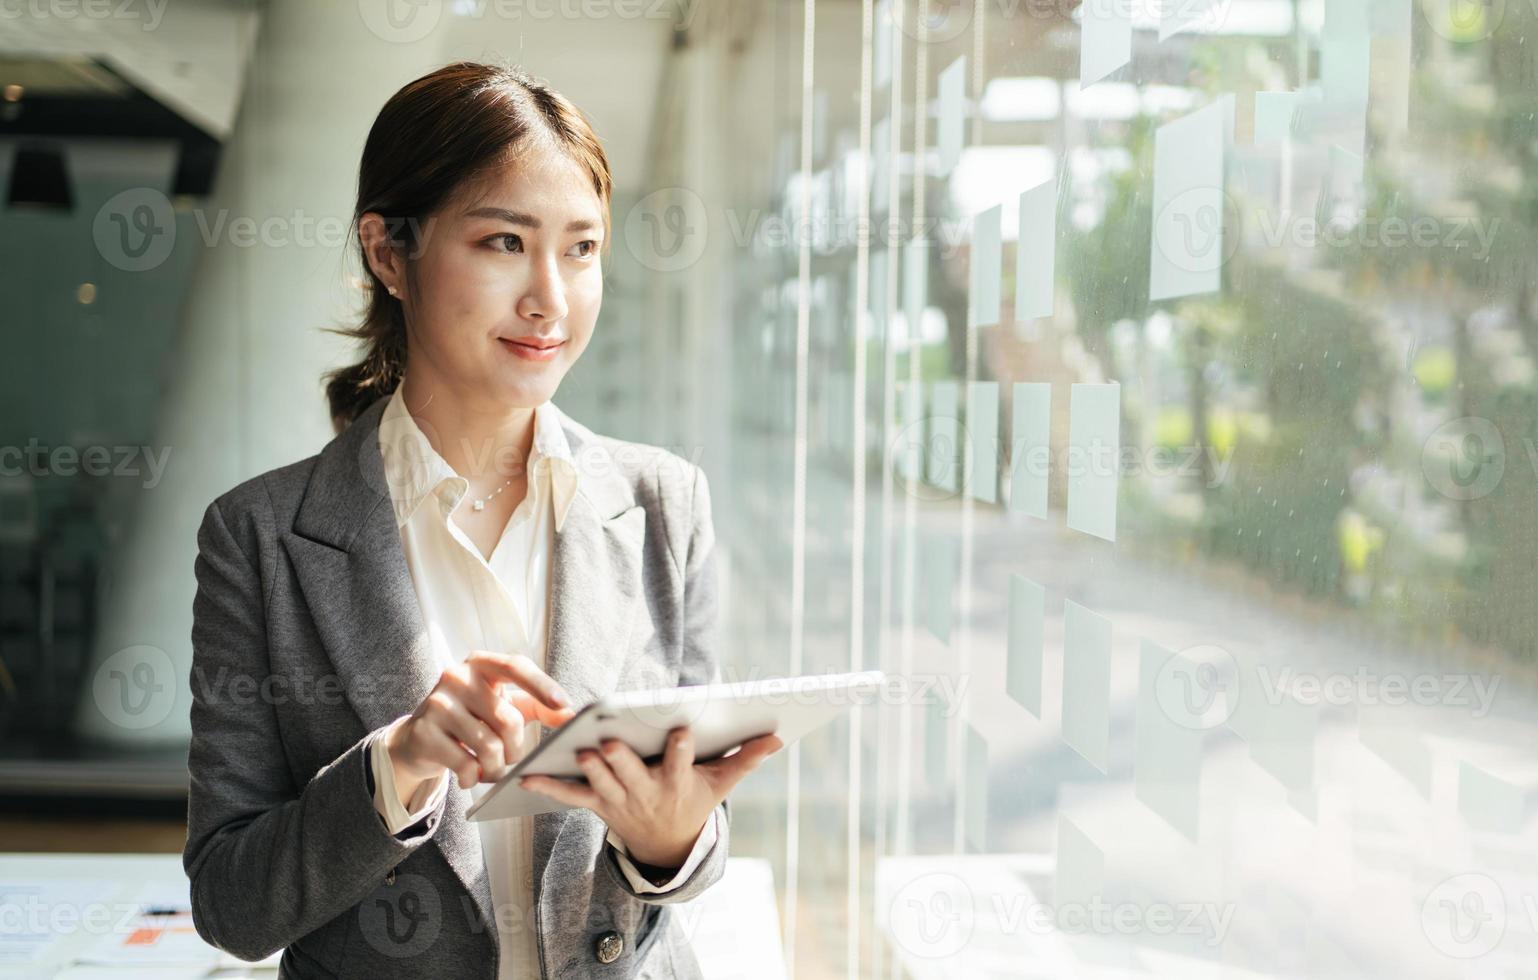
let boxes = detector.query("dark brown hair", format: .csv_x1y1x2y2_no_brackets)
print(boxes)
324,60,613,433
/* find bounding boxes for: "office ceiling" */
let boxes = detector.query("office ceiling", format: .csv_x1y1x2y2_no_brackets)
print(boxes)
0,0,678,196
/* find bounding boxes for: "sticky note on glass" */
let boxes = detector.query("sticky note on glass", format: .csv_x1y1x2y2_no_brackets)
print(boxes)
1062,599,1112,773
937,55,967,176
1248,689,1315,793
875,0,894,89
1135,640,1204,840
872,116,890,214
828,370,851,456
903,238,928,343
1160,0,1225,39
1458,761,1532,834
1010,382,1051,519
811,90,829,166
899,381,923,482
1079,0,1131,86
965,382,999,503
923,529,958,643
1330,143,1365,194
1358,719,1431,799
870,247,889,340
1150,96,1233,302
965,725,988,851
1015,178,1057,321
1066,383,1119,542
1322,0,1371,109
1055,815,1105,908
1008,575,1045,717
969,204,1002,328
1373,0,1412,36
929,380,960,493
1372,0,1412,137
1254,91,1306,146
925,697,950,781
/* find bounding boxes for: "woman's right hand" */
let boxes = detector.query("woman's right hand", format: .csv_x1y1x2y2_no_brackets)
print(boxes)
384,650,578,804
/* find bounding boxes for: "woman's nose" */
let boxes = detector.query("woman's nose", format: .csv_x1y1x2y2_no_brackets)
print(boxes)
518,258,569,321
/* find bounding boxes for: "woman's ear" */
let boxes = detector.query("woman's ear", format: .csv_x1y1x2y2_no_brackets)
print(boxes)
358,211,406,298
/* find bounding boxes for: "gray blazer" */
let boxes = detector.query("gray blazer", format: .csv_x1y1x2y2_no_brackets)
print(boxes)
183,392,730,979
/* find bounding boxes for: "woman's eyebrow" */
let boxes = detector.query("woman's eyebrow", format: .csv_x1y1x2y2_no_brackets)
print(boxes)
463,206,599,233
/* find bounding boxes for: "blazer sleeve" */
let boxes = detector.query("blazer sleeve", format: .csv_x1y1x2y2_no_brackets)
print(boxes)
601,461,732,905
182,489,447,962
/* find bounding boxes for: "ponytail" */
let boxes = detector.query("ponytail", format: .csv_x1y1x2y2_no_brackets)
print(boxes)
322,305,406,434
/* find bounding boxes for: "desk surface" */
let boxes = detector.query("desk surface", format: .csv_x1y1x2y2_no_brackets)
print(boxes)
0,853,785,980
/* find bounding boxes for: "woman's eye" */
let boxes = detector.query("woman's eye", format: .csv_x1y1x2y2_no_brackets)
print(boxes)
491,233,522,253
572,240,598,258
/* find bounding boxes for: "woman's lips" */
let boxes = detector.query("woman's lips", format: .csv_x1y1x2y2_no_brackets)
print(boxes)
499,338,565,362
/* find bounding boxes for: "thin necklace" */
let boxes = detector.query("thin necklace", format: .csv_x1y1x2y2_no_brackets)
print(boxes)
404,386,521,513
468,475,516,512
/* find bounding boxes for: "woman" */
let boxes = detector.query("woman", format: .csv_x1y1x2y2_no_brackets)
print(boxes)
183,61,781,980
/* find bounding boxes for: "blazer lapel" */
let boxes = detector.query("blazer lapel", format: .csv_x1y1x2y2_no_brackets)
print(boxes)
280,393,648,963
283,394,503,946
531,411,648,906
282,394,436,735
541,409,647,712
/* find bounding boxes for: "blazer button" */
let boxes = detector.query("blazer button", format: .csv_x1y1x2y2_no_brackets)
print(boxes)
595,931,623,964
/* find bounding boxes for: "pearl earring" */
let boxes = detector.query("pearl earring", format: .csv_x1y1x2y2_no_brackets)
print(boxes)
387,286,399,297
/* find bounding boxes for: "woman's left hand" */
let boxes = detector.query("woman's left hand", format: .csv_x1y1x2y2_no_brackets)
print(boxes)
519,726,784,869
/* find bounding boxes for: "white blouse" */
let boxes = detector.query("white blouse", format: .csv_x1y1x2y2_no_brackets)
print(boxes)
366,383,718,980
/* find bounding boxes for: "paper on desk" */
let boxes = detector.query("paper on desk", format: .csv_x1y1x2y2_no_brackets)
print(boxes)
53,967,212,980
0,878,118,966
73,879,220,969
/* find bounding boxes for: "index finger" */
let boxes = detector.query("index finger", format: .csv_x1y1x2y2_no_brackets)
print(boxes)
503,688,578,728
465,650,573,723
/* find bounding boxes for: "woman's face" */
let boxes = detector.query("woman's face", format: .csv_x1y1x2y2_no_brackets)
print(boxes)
392,147,605,409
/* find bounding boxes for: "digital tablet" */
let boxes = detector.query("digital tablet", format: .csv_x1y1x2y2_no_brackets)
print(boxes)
466,669,886,821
